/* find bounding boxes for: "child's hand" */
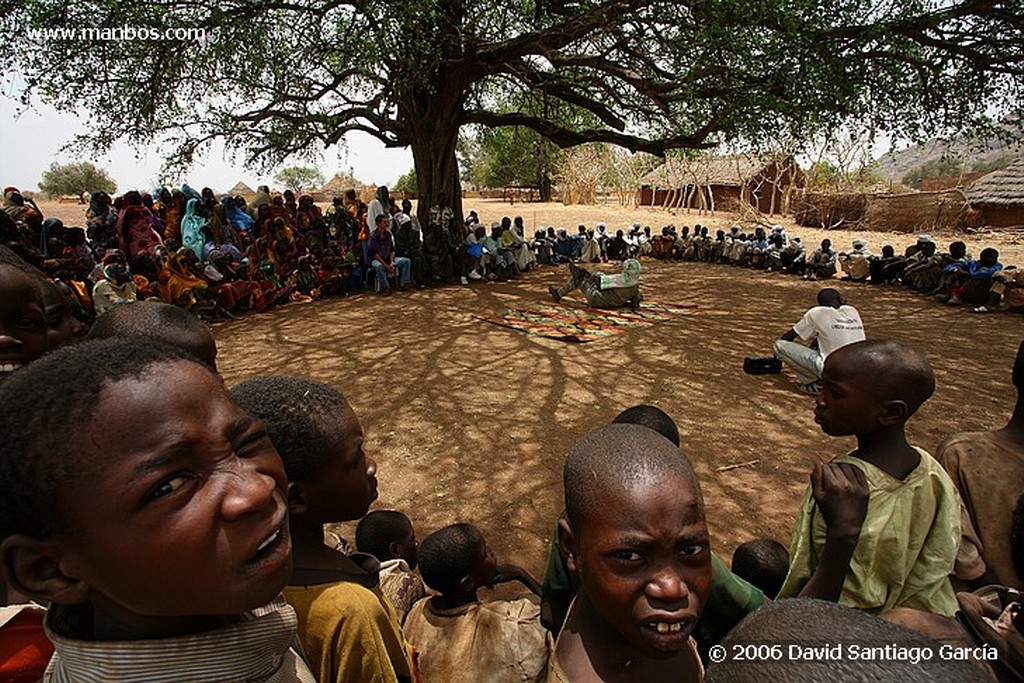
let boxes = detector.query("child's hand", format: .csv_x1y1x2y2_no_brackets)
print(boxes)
493,562,542,596
811,462,868,542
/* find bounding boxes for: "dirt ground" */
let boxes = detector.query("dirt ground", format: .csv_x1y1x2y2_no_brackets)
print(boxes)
39,198,1024,588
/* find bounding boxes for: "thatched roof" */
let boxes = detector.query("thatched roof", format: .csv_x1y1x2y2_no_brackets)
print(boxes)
642,155,770,188
228,181,255,195
320,173,359,197
968,157,1024,207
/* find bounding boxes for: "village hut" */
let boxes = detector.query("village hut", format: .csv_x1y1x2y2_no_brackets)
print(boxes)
319,173,363,203
227,181,255,198
637,155,804,214
968,157,1024,228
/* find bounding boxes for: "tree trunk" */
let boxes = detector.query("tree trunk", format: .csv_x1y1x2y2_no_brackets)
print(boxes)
410,125,463,231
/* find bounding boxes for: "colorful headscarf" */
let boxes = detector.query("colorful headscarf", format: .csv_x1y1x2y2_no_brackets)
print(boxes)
180,198,207,259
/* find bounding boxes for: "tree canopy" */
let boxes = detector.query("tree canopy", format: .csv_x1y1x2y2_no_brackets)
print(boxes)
4,0,1023,224
36,161,116,198
273,166,325,193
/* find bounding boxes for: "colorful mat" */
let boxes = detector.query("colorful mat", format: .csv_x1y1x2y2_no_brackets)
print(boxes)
474,301,696,343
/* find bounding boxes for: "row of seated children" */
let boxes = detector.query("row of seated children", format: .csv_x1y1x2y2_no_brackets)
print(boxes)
2,249,1022,681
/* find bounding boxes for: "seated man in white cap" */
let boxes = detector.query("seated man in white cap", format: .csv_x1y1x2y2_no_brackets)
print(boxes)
879,234,934,283
838,238,872,281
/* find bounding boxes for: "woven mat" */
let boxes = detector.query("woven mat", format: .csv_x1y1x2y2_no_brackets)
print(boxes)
473,301,696,343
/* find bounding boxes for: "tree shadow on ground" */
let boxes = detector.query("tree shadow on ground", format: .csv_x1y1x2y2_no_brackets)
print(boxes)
214,260,1021,584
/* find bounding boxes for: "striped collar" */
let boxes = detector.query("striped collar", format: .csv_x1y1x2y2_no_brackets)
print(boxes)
44,596,315,682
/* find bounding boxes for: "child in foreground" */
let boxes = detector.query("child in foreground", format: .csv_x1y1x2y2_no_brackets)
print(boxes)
0,259,49,385
402,523,549,682
778,338,960,615
551,423,712,681
355,510,426,624
232,376,417,683
541,405,764,654
0,339,314,681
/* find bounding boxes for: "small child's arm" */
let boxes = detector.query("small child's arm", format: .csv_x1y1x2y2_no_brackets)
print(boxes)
797,462,869,603
493,562,542,597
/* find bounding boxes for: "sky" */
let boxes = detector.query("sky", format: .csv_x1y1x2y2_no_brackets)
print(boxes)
0,95,415,195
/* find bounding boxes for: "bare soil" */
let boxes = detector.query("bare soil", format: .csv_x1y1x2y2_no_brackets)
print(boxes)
39,198,1024,585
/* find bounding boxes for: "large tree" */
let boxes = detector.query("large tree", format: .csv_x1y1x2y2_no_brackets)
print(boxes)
37,161,116,199
273,165,326,193
4,0,1022,227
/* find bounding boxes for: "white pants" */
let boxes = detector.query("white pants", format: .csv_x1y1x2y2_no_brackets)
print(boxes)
773,339,824,385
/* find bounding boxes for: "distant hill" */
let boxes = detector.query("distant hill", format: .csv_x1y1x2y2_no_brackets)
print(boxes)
874,132,1023,186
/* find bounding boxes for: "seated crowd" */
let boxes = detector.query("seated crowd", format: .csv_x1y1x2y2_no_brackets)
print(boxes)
4,181,1019,328
643,223,1022,313
0,183,550,324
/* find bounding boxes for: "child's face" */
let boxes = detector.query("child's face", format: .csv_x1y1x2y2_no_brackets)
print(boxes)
395,519,419,569
298,406,378,522
467,537,498,589
815,348,882,436
40,281,86,350
570,473,711,659
0,267,48,383
54,360,292,618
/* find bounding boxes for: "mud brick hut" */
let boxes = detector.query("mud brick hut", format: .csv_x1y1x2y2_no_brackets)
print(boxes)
638,155,804,214
968,157,1024,228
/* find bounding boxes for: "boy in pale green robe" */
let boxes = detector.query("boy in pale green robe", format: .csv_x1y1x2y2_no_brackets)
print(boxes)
778,339,959,616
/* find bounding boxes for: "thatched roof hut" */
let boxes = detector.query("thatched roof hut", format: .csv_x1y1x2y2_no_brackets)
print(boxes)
228,181,255,197
968,157,1024,228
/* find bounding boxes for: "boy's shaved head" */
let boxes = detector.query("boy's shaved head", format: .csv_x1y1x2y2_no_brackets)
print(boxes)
731,539,790,599
356,510,412,561
564,424,700,531
707,599,989,682
230,376,354,482
611,404,680,446
418,523,487,595
834,339,935,415
0,339,195,540
87,301,218,370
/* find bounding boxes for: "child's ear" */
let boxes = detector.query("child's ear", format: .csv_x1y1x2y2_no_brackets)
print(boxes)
458,574,476,593
558,518,579,573
878,400,909,426
388,541,401,560
286,482,307,516
1,535,91,606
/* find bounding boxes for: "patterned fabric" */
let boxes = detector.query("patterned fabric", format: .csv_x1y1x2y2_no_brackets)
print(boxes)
378,559,427,625
474,301,695,343
43,596,316,682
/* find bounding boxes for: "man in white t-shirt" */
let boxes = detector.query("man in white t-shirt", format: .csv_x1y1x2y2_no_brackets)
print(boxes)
773,288,865,394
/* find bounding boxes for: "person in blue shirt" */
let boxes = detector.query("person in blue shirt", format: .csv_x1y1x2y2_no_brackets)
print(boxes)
945,247,1002,306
